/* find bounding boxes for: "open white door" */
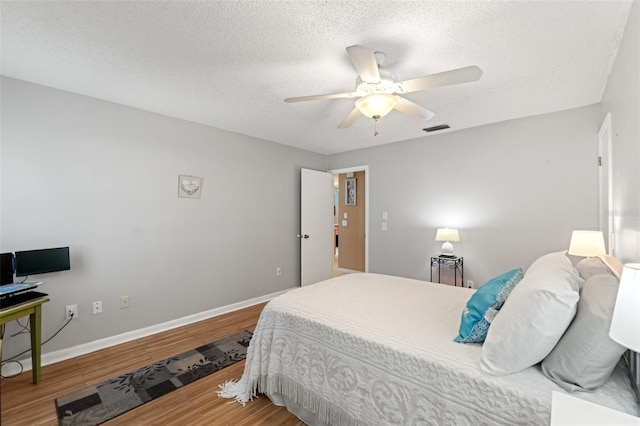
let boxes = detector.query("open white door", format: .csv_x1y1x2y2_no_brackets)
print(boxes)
300,168,334,286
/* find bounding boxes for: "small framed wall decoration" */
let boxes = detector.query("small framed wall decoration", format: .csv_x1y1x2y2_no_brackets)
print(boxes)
178,175,202,199
345,177,356,206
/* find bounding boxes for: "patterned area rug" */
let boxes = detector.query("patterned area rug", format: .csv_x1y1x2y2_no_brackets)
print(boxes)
55,329,253,425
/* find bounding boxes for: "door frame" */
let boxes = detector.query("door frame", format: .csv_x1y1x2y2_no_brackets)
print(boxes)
329,165,369,272
598,112,613,254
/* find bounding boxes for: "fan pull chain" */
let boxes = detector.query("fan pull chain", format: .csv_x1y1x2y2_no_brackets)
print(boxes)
374,117,379,136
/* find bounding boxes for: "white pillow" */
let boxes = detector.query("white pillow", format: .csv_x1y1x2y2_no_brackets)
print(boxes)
541,274,625,391
480,252,582,375
527,251,583,287
575,257,612,280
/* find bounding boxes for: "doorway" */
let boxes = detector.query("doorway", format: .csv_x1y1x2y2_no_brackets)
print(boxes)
330,166,369,275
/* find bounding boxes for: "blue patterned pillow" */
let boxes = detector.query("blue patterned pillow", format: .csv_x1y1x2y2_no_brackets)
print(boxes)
454,268,523,343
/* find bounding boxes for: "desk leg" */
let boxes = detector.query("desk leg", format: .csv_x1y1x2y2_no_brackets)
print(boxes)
30,304,42,384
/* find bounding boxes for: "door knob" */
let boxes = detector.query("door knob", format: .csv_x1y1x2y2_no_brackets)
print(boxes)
297,234,310,239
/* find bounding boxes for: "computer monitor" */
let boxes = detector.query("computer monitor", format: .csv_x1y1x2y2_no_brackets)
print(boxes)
14,247,70,277
1,252,14,285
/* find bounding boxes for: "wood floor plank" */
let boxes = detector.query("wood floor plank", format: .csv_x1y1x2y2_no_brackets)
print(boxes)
1,302,304,425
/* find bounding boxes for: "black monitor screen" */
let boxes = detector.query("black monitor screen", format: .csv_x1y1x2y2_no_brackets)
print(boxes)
1,253,14,285
14,247,70,277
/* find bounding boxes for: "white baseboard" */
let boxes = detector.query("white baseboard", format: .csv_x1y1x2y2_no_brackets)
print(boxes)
1,288,294,377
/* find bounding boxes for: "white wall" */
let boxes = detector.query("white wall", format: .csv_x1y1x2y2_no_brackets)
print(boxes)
600,0,640,264
0,77,326,358
328,105,602,285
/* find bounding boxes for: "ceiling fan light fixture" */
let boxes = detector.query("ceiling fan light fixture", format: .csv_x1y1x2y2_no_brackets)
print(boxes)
355,94,399,119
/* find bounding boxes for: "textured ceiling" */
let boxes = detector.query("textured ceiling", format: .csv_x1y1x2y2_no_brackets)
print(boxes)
1,1,633,155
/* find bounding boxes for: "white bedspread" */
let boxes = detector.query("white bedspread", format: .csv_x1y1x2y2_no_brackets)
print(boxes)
219,273,639,425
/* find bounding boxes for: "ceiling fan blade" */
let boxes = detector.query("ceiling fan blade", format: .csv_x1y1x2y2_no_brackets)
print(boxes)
346,45,380,84
394,97,435,120
285,91,354,103
338,107,363,129
398,65,483,93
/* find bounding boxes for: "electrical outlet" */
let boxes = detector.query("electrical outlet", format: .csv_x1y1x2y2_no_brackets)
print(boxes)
120,296,130,309
65,304,78,320
276,267,282,276
92,301,103,315
466,280,475,289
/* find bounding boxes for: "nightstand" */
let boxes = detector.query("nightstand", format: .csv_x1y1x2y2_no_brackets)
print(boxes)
430,256,464,286
550,391,640,425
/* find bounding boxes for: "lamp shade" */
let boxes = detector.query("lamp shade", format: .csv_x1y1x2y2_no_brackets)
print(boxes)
435,228,460,256
355,94,399,119
567,230,606,257
435,228,460,242
609,263,640,352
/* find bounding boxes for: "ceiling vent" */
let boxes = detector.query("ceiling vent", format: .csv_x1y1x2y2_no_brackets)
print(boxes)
423,124,451,133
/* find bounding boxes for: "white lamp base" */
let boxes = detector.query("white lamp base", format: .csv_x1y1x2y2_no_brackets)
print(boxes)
441,241,454,256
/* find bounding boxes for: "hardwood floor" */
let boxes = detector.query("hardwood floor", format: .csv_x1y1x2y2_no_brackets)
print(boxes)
1,302,304,425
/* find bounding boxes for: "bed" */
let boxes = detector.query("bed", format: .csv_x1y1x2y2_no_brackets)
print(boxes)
219,254,639,425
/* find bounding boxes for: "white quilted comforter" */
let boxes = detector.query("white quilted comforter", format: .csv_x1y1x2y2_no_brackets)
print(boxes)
219,273,639,425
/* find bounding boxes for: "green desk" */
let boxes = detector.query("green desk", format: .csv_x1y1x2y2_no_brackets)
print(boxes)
0,297,49,384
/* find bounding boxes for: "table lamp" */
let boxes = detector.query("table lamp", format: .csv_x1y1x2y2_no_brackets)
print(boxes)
435,228,460,257
609,263,640,352
567,230,606,257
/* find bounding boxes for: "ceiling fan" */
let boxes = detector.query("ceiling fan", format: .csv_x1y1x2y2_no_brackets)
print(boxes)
285,45,483,130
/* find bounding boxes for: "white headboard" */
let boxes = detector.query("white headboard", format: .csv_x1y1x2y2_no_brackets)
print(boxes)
597,254,623,279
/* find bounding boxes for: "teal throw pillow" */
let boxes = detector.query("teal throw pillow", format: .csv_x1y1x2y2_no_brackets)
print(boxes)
454,268,523,343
